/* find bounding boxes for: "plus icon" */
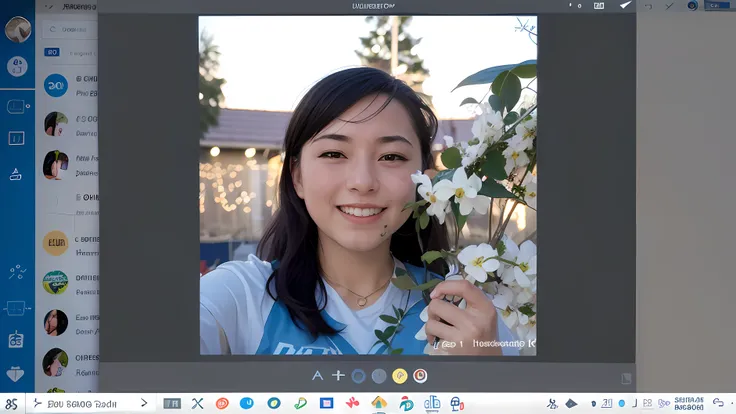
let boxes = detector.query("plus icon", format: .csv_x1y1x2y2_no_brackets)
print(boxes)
332,370,346,381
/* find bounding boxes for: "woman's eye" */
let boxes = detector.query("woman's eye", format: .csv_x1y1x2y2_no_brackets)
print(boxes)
380,154,408,162
319,152,344,159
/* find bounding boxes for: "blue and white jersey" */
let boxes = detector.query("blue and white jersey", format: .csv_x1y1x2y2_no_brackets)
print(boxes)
200,254,519,356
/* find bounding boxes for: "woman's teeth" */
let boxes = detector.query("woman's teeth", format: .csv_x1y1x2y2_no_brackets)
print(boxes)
339,206,385,217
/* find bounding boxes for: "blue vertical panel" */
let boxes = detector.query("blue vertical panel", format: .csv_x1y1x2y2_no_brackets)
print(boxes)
0,0,35,393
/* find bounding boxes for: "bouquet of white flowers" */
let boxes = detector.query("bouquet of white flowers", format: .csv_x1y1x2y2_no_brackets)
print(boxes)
375,59,538,356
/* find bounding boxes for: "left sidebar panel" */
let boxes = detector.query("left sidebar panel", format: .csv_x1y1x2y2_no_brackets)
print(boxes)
1,0,37,393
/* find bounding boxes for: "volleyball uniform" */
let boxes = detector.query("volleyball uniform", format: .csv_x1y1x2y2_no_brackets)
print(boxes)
200,254,520,356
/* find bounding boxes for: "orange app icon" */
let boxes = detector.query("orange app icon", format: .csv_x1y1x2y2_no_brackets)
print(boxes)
216,398,229,410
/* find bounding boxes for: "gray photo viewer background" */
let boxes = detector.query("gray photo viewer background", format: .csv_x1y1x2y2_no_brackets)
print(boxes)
98,13,636,391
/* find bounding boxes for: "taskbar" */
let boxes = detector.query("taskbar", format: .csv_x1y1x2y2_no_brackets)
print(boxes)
1,393,733,414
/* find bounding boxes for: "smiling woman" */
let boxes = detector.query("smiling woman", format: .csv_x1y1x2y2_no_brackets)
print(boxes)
199,66,520,356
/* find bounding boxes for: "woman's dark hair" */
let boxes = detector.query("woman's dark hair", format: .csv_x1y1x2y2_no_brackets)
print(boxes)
45,112,60,132
42,348,64,374
257,66,449,338
42,151,56,176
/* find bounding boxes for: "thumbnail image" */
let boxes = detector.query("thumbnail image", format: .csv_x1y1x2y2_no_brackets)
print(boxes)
42,150,69,180
44,309,69,336
5,16,32,44
43,270,69,295
199,16,538,356
42,348,69,377
45,112,69,137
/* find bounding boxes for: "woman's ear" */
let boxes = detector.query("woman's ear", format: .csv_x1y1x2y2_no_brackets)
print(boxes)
291,158,305,199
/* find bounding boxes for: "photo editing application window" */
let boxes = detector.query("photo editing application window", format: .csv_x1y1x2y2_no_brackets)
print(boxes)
2,0,638,395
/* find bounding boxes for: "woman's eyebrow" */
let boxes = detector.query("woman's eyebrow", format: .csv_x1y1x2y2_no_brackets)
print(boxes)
312,133,414,147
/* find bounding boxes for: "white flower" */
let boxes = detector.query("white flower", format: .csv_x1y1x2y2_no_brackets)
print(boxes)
523,181,537,209
517,112,537,143
411,171,450,224
433,169,490,216
461,141,488,167
503,135,531,175
472,102,505,144
500,238,537,288
491,283,515,310
457,243,500,283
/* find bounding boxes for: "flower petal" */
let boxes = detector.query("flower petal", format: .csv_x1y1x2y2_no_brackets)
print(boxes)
443,136,455,147
466,265,488,283
457,245,477,266
452,168,469,186
514,267,532,288
411,172,432,189
482,258,500,273
458,197,473,216
420,306,429,323
472,195,490,215
433,181,456,200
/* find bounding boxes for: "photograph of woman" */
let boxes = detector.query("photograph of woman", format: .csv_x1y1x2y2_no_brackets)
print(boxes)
44,309,69,336
42,348,69,377
45,112,68,137
200,67,519,356
42,150,69,180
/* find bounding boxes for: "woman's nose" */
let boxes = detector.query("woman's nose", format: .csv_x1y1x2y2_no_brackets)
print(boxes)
346,158,379,193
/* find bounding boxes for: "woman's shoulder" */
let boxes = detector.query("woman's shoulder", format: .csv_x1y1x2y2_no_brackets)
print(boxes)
200,254,275,294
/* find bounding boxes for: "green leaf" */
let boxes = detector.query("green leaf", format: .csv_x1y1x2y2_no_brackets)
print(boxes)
450,201,468,232
384,325,397,338
375,329,388,341
392,305,400,318
380,315,399,324
412,209,420,219
491,71,522,112
421,250,444,264
452,60,537,91
395,267,408,277
460,97,479,106
519,107,528,117
440,147,462,169
391,275,416,290
408,278,442,291
480,150,507,181
488,95,504,113
518,303,536,317
419,212,430,230
478,180,517,199
511,63,537,79
431,168,455,185
390,348,404,355
398,308,405,317
373,339,383,347
504,111,520,126
497,240,507,256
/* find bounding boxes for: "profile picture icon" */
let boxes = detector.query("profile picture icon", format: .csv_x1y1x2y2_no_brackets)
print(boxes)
44,309,69,336
5,17,32,44
42,150,69,180
45,112,68,137
42,348,69,377
42,270,69,295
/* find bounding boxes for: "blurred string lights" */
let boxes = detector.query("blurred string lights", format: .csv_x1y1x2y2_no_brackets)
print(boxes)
199,147,283,215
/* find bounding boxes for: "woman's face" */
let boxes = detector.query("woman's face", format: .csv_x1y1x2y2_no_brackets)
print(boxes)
45,310,58,335
54,124,63,136
51,160,59,177
293,94,424,253
48,358,63,376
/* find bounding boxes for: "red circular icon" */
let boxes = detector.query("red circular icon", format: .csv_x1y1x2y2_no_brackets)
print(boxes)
216,398,229,410
413,369,427,384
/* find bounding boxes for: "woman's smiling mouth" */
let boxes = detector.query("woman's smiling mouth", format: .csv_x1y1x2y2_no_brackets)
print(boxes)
337,204,388,224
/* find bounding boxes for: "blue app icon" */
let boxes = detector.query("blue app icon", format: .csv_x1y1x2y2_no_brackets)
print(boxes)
320,398,334,409
44,74,68,98
240,397,254,410
267,398,280,409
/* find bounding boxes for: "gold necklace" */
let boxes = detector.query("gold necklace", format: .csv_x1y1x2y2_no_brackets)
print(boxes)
324,275,393,307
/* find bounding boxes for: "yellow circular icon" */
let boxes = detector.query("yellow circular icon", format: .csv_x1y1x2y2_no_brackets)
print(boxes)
392,368,408,384
43,230,69,256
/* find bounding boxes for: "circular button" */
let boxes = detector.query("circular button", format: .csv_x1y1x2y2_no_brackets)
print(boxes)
351,369,366,384
371,368,387,384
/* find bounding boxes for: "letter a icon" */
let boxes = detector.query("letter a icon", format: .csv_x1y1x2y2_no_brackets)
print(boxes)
312,370,323,380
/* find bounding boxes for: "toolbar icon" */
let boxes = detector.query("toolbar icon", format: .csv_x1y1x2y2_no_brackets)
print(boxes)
163,398,181,409
6,100,28,114
9,265,26,280
620,0,632,7
9,168,22,181
8,131,24,146
424,396,441,413
8,331,23,348
566,399,577,408
3,301,31,317
294,397,307,410
6,366,24,382
594,2,605,8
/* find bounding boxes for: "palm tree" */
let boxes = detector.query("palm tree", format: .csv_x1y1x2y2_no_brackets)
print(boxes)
199,31,227,136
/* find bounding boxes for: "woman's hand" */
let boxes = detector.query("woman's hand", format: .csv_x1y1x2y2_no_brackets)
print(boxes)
424,279,501,356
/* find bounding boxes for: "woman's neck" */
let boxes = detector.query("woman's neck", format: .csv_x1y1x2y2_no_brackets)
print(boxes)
317,233,395,295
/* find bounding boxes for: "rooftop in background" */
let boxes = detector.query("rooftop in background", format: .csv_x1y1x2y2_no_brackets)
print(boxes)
202,108,475,149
